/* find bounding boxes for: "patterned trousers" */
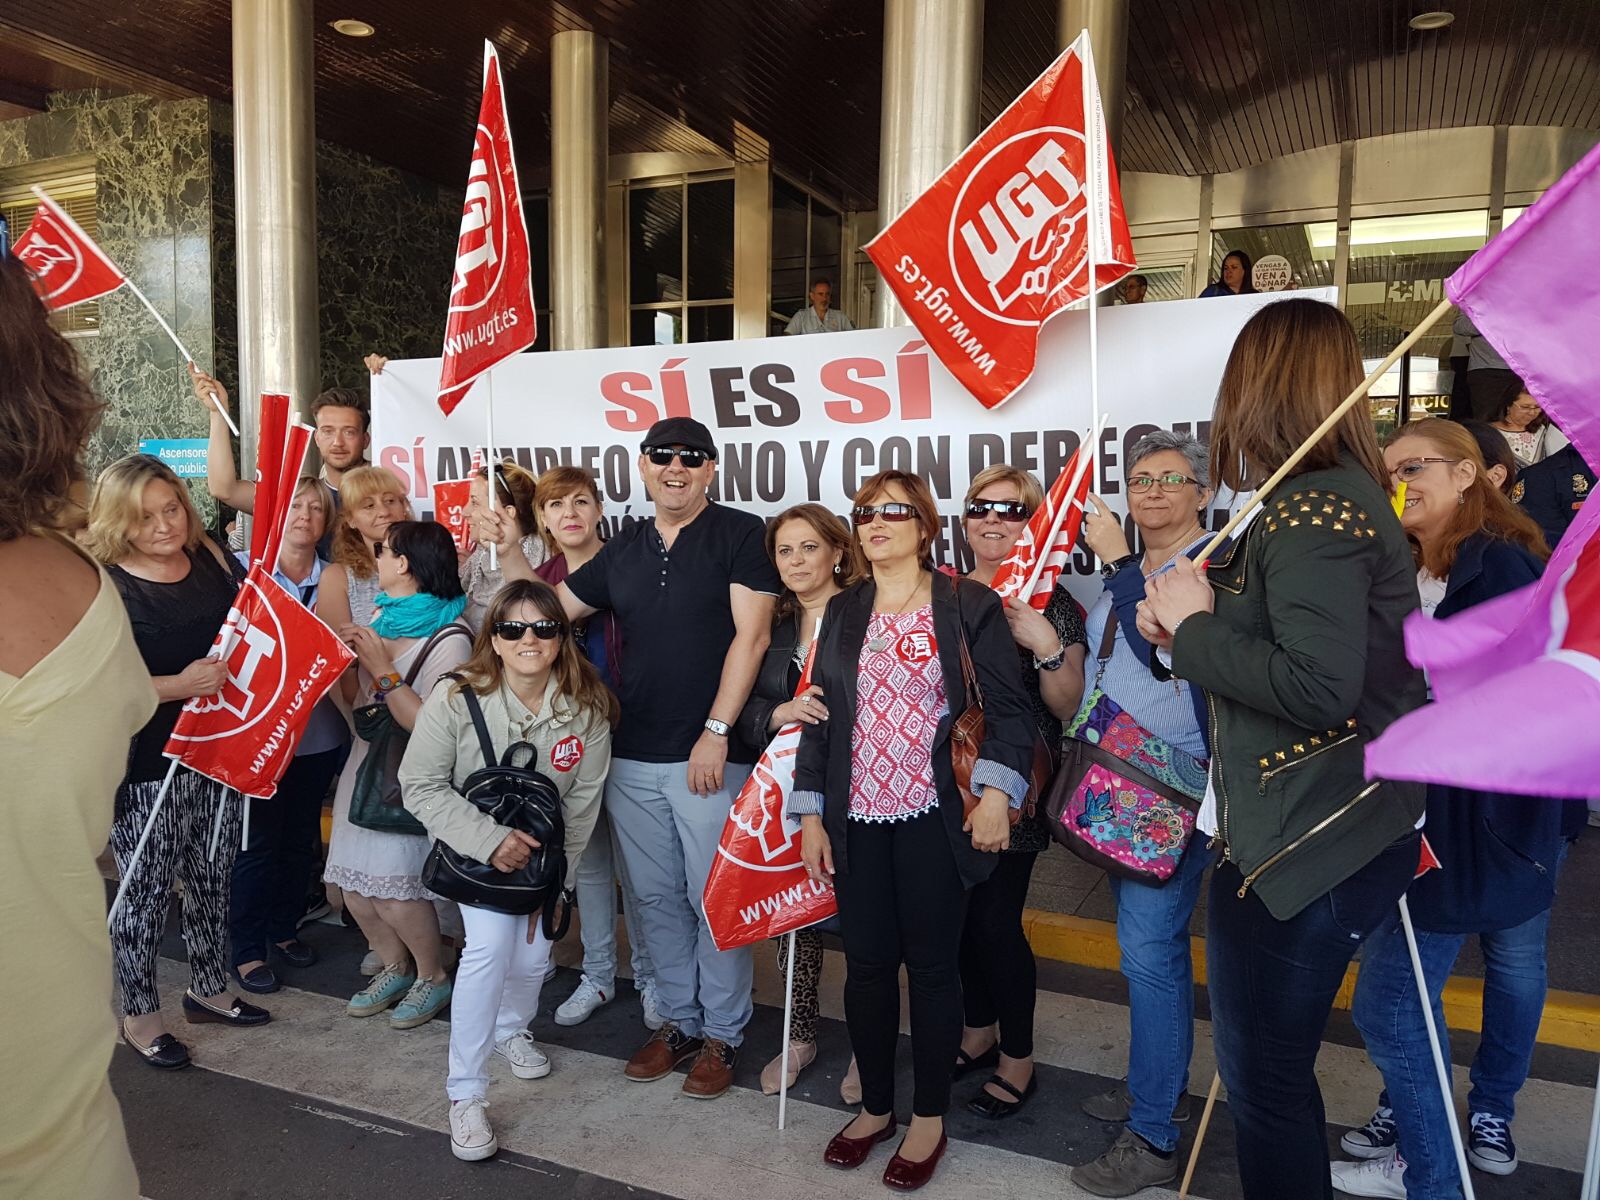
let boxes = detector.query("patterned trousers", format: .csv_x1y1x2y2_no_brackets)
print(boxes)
774,928,825,1045
111,770,241,1016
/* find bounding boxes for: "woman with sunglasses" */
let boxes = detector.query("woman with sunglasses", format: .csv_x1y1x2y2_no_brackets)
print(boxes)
792,470,1035,1192
1138,299,1430,1198
1070,431,1220,1195
400,579,615,1162
955,466,1086,1122
325,521,472,1031
1331,420,1567,1197
736,502,866,1097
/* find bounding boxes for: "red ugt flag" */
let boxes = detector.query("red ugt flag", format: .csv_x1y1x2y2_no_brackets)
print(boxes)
865,31,1135,411
437,40,537,416
12,188,126,310
165,567,355,799
989,444,1094,610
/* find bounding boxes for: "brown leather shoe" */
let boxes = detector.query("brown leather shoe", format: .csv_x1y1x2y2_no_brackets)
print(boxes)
624,1023,703,1082
681,1037,737,1099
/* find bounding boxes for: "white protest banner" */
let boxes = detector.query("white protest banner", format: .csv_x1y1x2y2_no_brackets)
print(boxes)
372,289,1332,609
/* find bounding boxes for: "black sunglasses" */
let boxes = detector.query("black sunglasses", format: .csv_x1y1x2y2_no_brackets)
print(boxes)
645,446,709,469
965,499,1032,522
493,619,563,642
372,540,389,559
851,502,917,526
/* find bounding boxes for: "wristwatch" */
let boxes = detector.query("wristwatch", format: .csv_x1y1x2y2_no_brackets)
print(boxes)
1100,553,1139,580
1033,642,1067,672
703,718,731,737
374,672,402,695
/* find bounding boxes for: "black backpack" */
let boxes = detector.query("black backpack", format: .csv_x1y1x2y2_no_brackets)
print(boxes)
420,680,574,933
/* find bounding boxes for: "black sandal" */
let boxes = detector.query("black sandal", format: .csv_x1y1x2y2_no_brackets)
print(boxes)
967,1071,1038,1119
951,1044,999,1080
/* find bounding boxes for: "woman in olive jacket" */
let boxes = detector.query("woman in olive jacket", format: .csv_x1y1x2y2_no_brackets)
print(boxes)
1140,299,1430,1200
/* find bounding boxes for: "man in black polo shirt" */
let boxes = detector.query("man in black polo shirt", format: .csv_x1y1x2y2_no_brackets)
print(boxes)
559,416,779,1100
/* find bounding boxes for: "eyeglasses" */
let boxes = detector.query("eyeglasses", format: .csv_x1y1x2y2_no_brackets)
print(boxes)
1390,457,1460,483
1128,473,1200,493
493,619,563,642
851,503,917,526
964,499,1032,522
645,446,709,469
372,541,390,559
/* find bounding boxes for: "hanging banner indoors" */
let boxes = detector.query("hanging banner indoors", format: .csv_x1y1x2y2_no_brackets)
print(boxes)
373,290,1327,609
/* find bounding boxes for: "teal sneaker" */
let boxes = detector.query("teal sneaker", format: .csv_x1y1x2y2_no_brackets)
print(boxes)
390,976,452,1029
346,963,415,1018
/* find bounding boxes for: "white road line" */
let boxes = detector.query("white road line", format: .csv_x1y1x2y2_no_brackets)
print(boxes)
288,1102,409,1138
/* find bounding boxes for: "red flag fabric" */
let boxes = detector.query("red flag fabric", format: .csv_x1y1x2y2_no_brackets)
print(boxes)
164,567,355,799
437,41,537,416
1415,834,1442,879
988,444,1094,610
865,31,1135,410
261,422,314,573
704,644,838,951
12,189,126,310
249,393,292,567
433,479,477,556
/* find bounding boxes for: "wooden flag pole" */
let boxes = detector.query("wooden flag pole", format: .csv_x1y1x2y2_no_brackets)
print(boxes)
121,275,241,437
1178,1070,1223,1198
1197,295,1454,562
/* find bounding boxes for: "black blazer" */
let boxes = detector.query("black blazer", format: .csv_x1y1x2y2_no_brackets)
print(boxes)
737,611,803,751
794,571,1037,890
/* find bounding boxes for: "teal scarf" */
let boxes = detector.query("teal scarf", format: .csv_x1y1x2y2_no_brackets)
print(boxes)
371,590,467,639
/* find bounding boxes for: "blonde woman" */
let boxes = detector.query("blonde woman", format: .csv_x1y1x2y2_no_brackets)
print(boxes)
87,455,268,1070
460,460,546,631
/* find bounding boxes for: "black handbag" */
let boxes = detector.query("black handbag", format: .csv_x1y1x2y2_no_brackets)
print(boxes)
420,682,574,931
347,622,472,836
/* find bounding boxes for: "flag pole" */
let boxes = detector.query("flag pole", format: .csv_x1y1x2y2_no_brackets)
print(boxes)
1581,1056,1600,1200
1081,30,1103,497
120,275,241,438
1018,414,1107,600
107,759,181,928
1178,1070,1223,1198
1197,295,1455,562
486,370,499,573
208,786,231,860
1398,895,1478,1200
778,928,797,1132
240,794,251,854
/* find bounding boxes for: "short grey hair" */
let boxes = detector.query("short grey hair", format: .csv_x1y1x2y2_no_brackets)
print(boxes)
1128,429,1209,490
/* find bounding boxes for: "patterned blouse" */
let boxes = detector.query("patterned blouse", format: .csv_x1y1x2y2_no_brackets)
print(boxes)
848,605,948,822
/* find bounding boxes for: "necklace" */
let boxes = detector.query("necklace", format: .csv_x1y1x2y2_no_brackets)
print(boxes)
1142,525,1205,576
866,582,928,652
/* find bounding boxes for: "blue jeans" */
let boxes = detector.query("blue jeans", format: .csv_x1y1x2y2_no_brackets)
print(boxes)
604,758,754,1045
1353,846,1566,1200
1107,837,1216,1151
1208,832,1420,1200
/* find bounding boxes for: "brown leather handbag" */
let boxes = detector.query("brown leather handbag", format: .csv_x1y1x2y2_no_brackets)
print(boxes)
949,588,1057,824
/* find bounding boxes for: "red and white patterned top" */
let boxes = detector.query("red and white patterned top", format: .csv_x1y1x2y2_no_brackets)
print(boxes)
849,605,949,822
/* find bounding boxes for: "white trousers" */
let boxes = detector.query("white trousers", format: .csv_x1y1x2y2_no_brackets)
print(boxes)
446,904,552,1102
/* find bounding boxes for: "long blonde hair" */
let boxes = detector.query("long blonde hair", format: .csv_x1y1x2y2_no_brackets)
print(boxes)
330,465,412,578
455,579,619,726
84,454,205,565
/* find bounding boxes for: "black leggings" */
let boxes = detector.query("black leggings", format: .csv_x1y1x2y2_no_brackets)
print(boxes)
835,810,967,1118
958,849,1040,1058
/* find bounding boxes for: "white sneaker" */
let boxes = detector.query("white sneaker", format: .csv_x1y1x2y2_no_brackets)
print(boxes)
359,950,383,977
555,974,610,1026
1331,1150,1407,1198
638,978,665,1032
494,1030,551,1080
449,1097,497,1161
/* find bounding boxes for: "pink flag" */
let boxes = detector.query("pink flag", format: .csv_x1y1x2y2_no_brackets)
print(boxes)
1448,139,1600,465
1365,496,1600,799
988,444,1093,611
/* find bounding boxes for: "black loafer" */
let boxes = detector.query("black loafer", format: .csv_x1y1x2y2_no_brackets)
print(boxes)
123,1020,191,1070
273,939,317,969
182,989,272,1026
967,1071,1038,1119
951,1044,999,1081
235,964,280,993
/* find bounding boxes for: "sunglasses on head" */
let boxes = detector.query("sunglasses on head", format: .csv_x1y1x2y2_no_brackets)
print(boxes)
965,499,1031,522
645,446,709,469
851,502,917,526
493,619,563,642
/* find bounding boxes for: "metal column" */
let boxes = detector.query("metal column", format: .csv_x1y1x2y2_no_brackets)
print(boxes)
874,0,983,328
551,30,609,350
232,0,319,462
1058,0,1129,155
